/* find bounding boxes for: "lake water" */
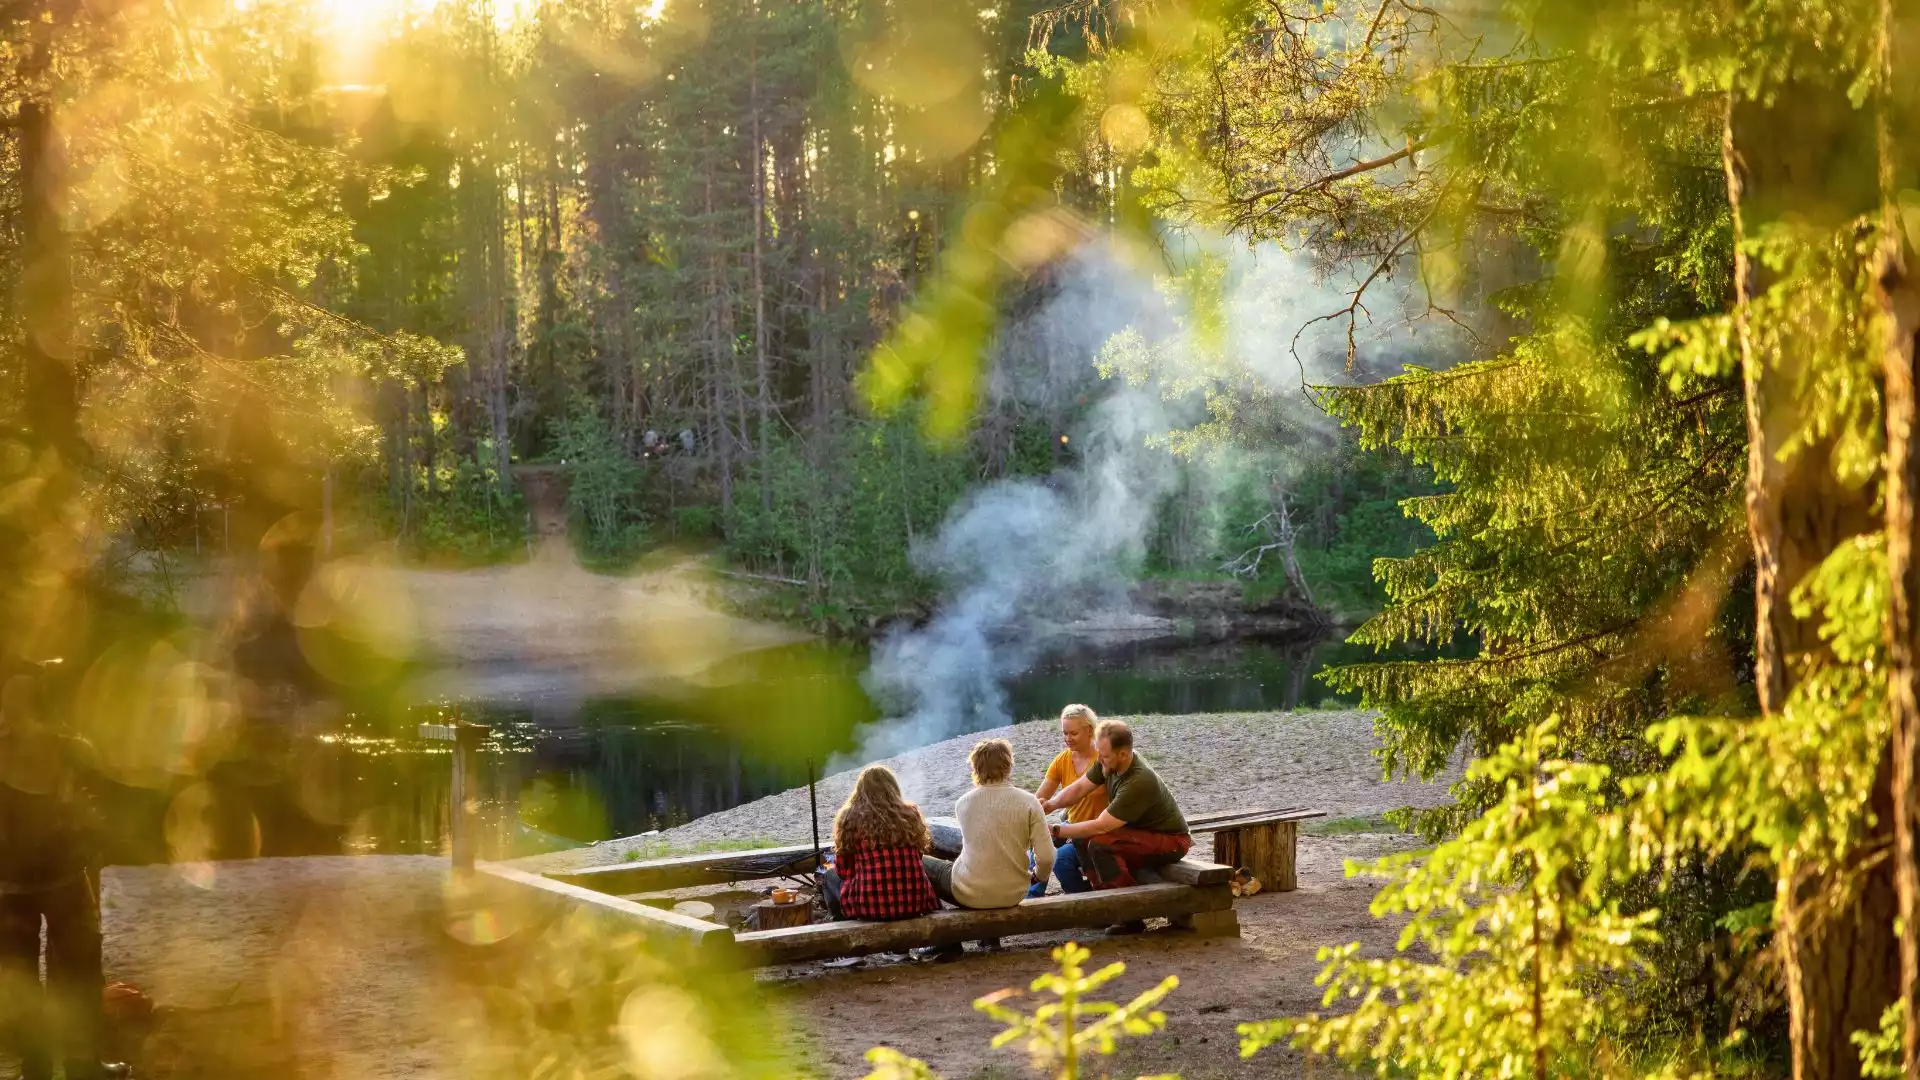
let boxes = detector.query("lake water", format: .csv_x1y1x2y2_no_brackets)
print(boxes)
96,632,1423,864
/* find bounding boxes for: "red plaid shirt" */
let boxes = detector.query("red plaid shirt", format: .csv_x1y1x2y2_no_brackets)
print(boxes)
835,844,939,920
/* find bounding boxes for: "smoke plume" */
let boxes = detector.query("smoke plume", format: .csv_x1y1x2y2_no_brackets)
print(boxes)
853,235,1463,778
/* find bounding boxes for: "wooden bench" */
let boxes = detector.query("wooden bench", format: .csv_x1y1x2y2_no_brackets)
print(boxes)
534,805,1334,965
733,858,1239,966
549,844,823,895
542,841,1240,967
1186,807,1325,893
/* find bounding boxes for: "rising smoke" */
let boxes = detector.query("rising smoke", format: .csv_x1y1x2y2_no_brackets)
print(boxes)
853,235,1461,778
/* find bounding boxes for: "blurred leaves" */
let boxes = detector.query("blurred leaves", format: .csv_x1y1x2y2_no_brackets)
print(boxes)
863,942,1179,1080
468,912,796,1080
861,84,1081,442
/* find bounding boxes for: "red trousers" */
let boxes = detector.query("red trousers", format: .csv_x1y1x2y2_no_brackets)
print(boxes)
1079,828,1191,889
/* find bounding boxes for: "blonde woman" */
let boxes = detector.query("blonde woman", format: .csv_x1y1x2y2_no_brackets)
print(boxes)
820,765,940,921
1029,704,1107,895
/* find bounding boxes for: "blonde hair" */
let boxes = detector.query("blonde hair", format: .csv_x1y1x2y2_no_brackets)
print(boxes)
832,766,930,853
969,738,1013,784
1059,704,1097,729
1094,718,1133,751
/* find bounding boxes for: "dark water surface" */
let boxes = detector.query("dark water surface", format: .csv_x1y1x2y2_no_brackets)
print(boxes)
101,633,1430,863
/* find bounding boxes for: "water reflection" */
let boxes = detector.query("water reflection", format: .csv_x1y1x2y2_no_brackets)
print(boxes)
100,632,1436,862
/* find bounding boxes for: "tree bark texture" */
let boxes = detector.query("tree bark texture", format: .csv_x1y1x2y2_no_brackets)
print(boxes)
750,23,773,514
1879,7,1920,1069
1726,88,1901,1080
11,3,83,669
1880,187,1920,1080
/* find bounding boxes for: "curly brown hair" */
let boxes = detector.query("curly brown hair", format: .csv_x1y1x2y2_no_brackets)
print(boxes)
832,766,930,853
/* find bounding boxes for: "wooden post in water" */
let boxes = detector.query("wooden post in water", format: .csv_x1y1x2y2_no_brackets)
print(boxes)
452,721,489,872
421,716,490,873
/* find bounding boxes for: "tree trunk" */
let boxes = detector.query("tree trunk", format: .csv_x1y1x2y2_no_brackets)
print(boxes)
1876,104,1920,1080
9,2,84,671
398,381,414,534
421,378,438,498
489,165,514,490
1725,90,1900,1080
707,164,735,517
750,19,774,513
18,16,80,470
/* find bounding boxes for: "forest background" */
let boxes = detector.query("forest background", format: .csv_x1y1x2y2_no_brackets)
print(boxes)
11,0,1920,1077
2,0,1443,636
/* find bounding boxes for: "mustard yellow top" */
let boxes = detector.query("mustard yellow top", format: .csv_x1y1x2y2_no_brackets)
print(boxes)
1045,749,1110,823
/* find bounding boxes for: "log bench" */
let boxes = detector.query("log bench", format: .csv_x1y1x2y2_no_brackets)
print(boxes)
1186,807,1326,893
732,858,1239,966
549,844,822,895
531,808,1330,965
537,843,1241,967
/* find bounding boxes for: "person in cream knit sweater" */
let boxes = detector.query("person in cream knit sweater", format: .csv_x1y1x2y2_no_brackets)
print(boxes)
924,738,1055,910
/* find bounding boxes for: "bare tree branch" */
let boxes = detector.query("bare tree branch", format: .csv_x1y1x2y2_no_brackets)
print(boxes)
1232,140,1430,213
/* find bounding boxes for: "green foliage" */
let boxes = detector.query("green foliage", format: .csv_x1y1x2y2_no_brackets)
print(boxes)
1257,539,1895,1077
550,402,649,568
405,456,529,567
1017,0,1906,1076
860,83,1083,443
1251,722,1660,1077
864,943,1179,1080
728,411,977,626
670,505,723,543
1289,443,1438,621
1853,1005,1904,1080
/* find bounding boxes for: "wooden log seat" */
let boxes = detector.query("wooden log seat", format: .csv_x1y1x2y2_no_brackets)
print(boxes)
549,844,823,895
749,897,814,931
734,874,1239,967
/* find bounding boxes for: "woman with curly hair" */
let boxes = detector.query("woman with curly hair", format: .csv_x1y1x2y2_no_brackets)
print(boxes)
819,765,940,921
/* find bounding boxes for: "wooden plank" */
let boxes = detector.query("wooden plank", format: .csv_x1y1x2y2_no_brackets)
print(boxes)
1160,859,1233,887
735,883,1234,966
475,863,735,953
551,844,821,894
1189,808,1325,831
1186,807,1283,828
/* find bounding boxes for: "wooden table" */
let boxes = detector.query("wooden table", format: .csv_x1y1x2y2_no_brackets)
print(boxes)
1189,807,1325,893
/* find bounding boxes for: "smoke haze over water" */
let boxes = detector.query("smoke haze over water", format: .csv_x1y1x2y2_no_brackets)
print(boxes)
852,238,1463,789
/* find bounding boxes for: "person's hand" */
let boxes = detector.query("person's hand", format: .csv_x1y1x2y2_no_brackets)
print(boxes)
1050,823,1063,842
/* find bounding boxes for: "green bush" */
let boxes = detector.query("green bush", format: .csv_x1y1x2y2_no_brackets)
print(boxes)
376,449,528,568
550,400,651,569
671,503,721,541
727,411,974,612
